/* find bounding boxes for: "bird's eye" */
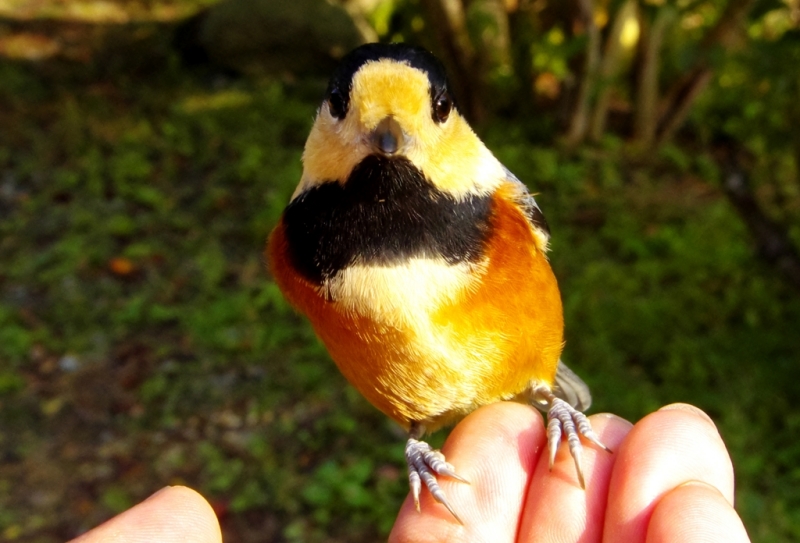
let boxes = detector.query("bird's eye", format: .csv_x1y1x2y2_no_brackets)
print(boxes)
433,92,452,123
328,88,347,119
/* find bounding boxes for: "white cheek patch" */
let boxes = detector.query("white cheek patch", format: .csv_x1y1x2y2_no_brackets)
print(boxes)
320,257,487,328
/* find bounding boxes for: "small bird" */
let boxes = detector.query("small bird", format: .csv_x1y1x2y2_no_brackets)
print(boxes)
268,42,609,521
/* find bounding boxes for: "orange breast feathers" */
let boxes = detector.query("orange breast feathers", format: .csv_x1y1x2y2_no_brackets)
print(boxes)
267,182,564,431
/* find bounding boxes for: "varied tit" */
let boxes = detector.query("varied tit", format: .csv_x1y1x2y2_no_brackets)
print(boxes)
268,42,609,522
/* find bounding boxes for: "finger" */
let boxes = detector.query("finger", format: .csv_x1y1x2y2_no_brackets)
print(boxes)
517,413,632,543
603,404,734,543
69,486,222,543
389,402,544,543
647,481,750,543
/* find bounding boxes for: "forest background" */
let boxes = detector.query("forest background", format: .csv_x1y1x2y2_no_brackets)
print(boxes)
1,0,799,541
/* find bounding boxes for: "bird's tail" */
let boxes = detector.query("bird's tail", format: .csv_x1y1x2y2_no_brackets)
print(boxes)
553,360,592,412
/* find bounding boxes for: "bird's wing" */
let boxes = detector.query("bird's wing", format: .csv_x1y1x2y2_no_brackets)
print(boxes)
554,359,592,411
502,166,550,242
502,168,589,410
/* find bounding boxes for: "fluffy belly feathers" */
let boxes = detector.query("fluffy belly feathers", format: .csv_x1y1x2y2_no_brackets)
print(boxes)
268,190,563,429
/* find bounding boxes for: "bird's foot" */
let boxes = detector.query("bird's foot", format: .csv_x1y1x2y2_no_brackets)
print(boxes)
534,387,611,488
405,437,469,523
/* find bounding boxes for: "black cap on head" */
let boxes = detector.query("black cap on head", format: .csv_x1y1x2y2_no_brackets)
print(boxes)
324,43,454,120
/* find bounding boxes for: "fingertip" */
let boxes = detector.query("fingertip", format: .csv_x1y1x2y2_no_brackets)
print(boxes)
591,412,634,428
603,406,736,542
589,413,633,457
517,411,631,542
145,485,206,506
444,402,545,470
148,485,221,536
390,402,544,543
70,486,221,543
658,403,717,430
647,481,751,543
626,407,732,500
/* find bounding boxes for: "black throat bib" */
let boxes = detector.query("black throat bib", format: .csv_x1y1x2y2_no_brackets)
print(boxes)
283,155,494,283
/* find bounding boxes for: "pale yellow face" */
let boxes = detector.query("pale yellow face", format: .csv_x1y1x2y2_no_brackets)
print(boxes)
293,59,506,200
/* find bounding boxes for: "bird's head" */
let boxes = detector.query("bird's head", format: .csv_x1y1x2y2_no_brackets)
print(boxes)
293,43,505,200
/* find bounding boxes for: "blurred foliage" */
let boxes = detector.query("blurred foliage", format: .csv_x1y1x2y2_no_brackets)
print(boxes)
0,0,799,542
694,24,800,247
174,0,364,76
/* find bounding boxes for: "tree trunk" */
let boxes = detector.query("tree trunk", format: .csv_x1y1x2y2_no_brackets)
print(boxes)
564,0,600,146
655,0,756,145
656,67,713,144
470,0,514,110
632,5,674,146
420,0,482,122
507,2,535,115
339,1,379,44
589,0,638,141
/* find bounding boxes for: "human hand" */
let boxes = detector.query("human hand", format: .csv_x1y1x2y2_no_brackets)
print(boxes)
68,486,221,543
390,402,750,543
69,403,749,543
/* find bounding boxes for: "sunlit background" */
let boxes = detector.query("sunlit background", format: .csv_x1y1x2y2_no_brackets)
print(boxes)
1,0,799,541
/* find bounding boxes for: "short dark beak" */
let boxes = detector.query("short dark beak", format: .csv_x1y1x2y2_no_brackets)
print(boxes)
370,116,405,155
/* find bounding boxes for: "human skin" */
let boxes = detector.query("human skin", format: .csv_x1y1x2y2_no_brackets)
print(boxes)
390,402,750,543
71,403,749,543
68,485,222,543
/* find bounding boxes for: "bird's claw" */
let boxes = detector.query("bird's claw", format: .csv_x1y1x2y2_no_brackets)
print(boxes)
405,437,468,523
546,396,611,488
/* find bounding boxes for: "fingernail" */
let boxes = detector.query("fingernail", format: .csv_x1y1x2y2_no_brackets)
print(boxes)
592,413,633,428
659,403,717,429
677,479,725,498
